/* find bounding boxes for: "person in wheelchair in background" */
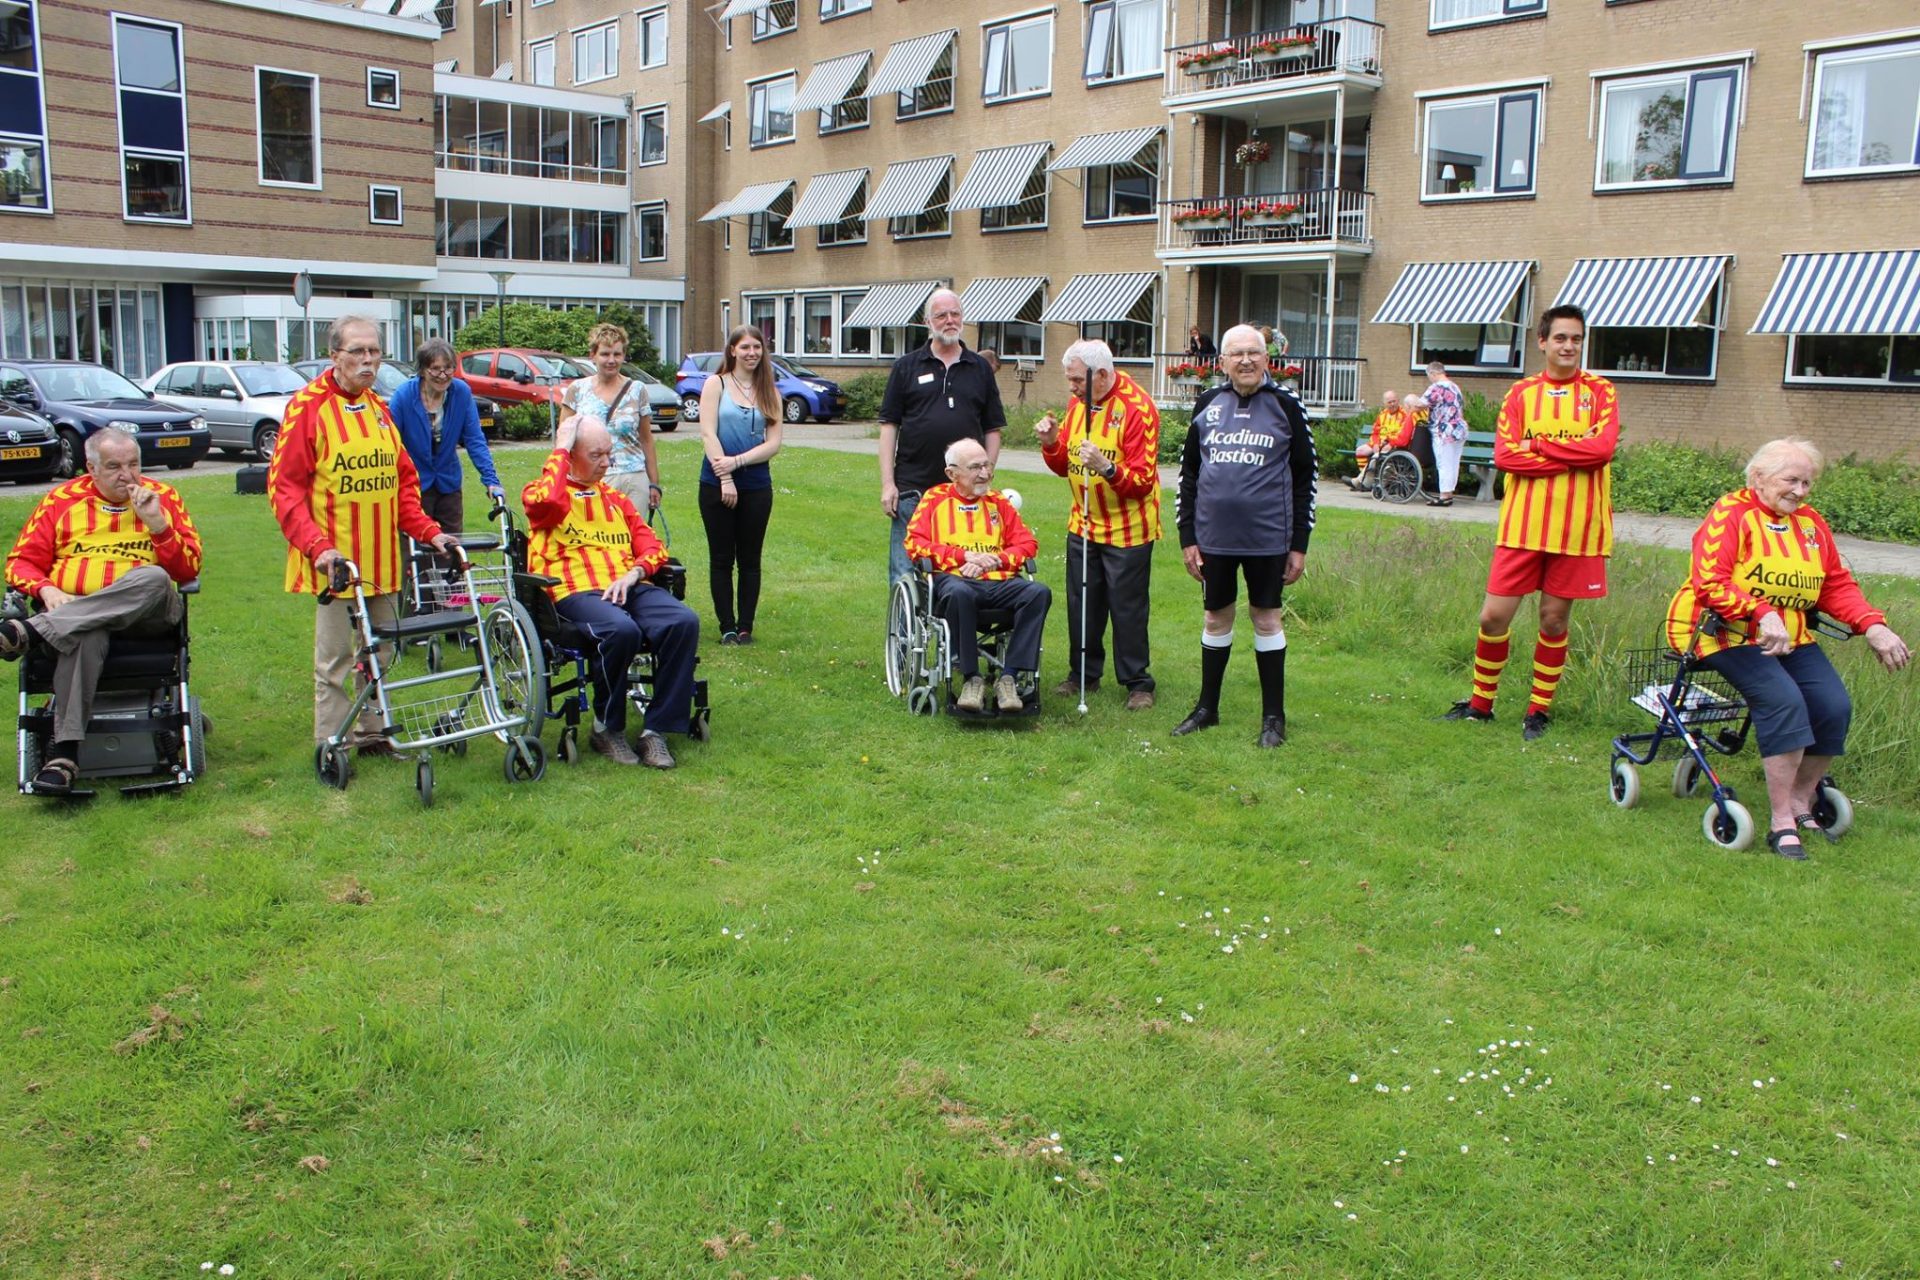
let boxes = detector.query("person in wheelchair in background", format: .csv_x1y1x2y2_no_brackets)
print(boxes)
3,429,203,796
903,438,1051,715
1347,388,1417,495
522,414,699,769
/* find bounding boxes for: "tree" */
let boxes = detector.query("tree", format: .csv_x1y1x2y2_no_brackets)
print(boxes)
450,303,665,375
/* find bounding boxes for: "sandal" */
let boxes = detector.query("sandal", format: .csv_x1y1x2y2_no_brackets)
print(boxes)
31,757,78,796
1765,829,1808,861
0,617,30,661
1795,813,1840,844
1425,496,1454,507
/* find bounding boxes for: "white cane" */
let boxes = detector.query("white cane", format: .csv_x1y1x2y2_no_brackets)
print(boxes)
1076,451,1091,716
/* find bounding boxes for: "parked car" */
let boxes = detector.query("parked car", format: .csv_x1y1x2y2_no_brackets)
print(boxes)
0,398,62,485
0,360,210,479
289,359,500,438
675,353,847,424
618,363,681,432
454,348,571,406
141,360,304,459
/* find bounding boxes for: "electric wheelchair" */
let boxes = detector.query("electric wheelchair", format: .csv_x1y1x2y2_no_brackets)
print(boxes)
885,559,1046,720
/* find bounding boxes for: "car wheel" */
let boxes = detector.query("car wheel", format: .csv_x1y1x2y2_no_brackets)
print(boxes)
681,394,700,422
783,396,806,424
54,428,84,480
253,422,278,460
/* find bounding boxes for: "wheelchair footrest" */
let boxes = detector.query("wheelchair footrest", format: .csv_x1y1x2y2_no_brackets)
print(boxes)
118,776,190,797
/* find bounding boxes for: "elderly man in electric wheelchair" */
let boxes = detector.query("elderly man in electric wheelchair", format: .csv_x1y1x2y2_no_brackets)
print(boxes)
3,428,205,798
888,437,1051,718
513,414,705,768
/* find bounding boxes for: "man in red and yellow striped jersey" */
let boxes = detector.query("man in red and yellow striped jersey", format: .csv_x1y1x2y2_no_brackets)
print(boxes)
905,437,1050,714
2,430,201,794
1036,339,1161,711
1444,305,1619,741
523,415,698,768
269,316,456,751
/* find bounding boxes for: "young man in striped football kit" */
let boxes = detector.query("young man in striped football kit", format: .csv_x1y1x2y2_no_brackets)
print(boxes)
1444,305,1618,741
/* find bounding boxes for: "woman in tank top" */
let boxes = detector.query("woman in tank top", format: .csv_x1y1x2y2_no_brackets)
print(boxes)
698,325,784,644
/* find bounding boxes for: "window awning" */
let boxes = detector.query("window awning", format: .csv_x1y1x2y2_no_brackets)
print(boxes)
1370,260,1534,326
1552,255,1733,329
717,0,773,20
786,168,868,228
1041,272,1156,324
862,155,951,221
959,277,1047,325
699,178,792,222
791,51,871,113
697,100,731,124
950,143,1049,213
1048,126,1160,172
1749,250,1920,335
864,29,955,99
843,281,943,329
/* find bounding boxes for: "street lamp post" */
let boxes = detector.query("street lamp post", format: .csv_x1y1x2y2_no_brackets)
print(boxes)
487,269,514,348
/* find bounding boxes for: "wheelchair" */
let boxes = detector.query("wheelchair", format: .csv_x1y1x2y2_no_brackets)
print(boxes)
497,505,711,764
885,560,1044,720
1359,444,1424,504
9,581,205,799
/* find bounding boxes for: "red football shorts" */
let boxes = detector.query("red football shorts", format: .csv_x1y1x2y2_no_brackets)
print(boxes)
1486,546,1609,599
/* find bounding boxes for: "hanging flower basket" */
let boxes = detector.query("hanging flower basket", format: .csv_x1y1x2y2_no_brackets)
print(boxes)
1234,139,1273,166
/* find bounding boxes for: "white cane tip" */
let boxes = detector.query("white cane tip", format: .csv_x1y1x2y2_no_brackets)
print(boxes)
1002,487,1022,511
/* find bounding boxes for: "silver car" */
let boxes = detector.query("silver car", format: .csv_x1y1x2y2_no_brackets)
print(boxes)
141,360,306,459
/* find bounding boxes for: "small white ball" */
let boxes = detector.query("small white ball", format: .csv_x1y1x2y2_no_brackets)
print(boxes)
1001,487,1022,510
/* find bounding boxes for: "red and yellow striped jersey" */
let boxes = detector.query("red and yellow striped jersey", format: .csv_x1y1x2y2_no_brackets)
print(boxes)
1040,370,1161,547
269,369,440,595
521,447,668,600
903,483,1036,581
6,475,201,600
1666,490,1885,657
1367,407,1417,452
1493,370,1619,557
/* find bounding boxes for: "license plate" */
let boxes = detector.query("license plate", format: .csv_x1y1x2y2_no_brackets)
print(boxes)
0,446,40,460
157,435,190,447
479,416,495,429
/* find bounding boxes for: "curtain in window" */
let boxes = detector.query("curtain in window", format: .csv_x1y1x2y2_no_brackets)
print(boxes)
1812,60,1873,170
1431,0,1497,25
1114,0,1160,77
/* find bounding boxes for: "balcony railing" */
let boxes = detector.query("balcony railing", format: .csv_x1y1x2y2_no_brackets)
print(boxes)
1152,353,1365,413
435,148,628,186
1165,18,1383,100
1162,189,1372,253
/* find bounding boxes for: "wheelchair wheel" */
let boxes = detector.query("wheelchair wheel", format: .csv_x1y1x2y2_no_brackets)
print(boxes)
1702,798,1755,851
504,734,546,783
558,725,580,764
416,759,434,808
1811,778,1853,838
1672,755,1703,798
482,601,547,742
314,743,350,791
885,579,919,698
187,697,208,780
1609,758,1641,809
1378,451,1423,504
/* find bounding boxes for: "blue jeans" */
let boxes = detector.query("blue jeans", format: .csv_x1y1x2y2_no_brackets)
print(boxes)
1702,642,1852,758
553,583,700,735
888,489,923,585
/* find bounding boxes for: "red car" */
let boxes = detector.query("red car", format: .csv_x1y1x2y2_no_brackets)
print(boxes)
455,348,571,405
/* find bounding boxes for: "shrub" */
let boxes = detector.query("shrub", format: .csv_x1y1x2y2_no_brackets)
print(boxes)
1316,412,1374,479
495,403,554,442
842,371,888,422
450,303,661,370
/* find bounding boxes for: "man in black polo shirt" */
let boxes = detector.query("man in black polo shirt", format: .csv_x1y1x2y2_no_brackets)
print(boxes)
878,287,1006,583
1173,324,1317,748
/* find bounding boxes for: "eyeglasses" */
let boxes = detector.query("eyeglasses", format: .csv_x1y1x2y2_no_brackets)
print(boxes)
954,461,993,473
1223,350,1266,361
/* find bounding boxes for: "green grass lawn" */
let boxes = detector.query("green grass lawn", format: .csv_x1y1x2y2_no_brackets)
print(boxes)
4,441,1919,1279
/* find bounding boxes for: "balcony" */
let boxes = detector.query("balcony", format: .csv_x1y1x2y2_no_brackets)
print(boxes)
1159,189,1372,262
1164,19,1383,119
1151,353,1365,416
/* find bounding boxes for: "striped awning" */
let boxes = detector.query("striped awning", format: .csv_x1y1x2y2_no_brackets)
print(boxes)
787,168,868,228
951,143,1049,213
699,178,792,222
717,0,773,19
862,155,951,222
1048,126,1160,172
1371,260,1534,326
1749,250,1920,335
865,29,955,99
843,281,943,329
959,277,1047,324
792,51,871,113
1552,255,1732,329
1041,272,1156,324
697,100,731,124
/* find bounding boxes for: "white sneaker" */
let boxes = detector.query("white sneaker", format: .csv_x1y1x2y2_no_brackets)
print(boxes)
956,676,986,713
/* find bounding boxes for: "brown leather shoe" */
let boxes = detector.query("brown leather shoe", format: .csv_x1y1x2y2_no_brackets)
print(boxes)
636,730,677,769
590,729,641,765
1052,676,1100,699
1125,689,1155,711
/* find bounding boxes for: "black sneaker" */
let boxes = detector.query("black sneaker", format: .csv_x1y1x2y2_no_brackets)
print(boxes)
1522,710,1551,741
1441,699,1493,723
1171,706,1219,737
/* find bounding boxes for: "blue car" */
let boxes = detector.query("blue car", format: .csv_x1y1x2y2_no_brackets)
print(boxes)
675,353,847,425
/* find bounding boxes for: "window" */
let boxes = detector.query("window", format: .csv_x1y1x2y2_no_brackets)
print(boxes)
818,177,866,246
367,67,400,109
113,16,189,222
635,202,666,260
821,0,870,16
1808,40,1920,177
638,8,668,68
1084,139,1158,222
529,39,555,87
981,163,1047,231
821,65,868,134
1081,288,1154,360
978,292,1044,359
461,353,491,376
749,188,793,252
1587,282,1721,380
1424,89,1539,198
436,200,626,264
748,297,778,345
637,106,666,166
839,293,871,354
256,68,319,187
801,295,835,354
983,14,1051,103
1413,284,1529,373
1084,0,1161,84
1597,65,1741,187
573,22,618,84
753,0,797,41
749,75,795,146
1786,334,1920,386
0,0,51,213
890,167,949,239
1429,0,1543,31
899,40,953,120
369,184,402,225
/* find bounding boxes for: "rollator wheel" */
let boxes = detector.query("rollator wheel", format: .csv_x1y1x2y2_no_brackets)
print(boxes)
558,725,580,764
503,734,546,783
426,636,444,673
314,743,350,791
1671,755,1703,798
1608,759,1641,809
1811,779,1854,838
416,759,434,808
1702,798,1755,851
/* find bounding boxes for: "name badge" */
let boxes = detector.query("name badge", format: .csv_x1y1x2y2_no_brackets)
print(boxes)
917,372,935,384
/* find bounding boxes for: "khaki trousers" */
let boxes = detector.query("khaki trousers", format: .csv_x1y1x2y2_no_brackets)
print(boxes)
314,591,397,744
27,565,182,745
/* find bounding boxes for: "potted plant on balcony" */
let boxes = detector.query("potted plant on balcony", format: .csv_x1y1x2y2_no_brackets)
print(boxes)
1165,360,1216,388
1246,33,1316,65
1177,42,1239,74
1241,199,1302,227
1171,203,1234,232
1234,138,1273,167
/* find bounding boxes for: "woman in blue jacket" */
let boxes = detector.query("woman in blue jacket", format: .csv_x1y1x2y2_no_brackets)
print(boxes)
389,338,503,533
